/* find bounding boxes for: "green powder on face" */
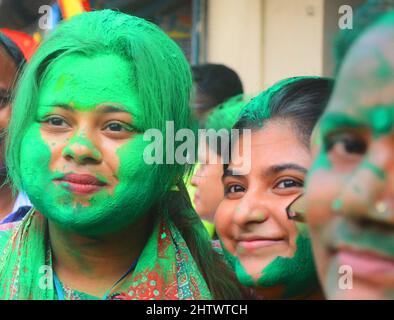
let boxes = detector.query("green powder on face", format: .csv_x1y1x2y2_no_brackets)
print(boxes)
335,221,394,258
62,133,102,161
221,229,319,299
256,229,319,299
362,161,386,180
332,198,343,212
18,54,146,235
17,52,179,236
7,10,194,209
220,241,254,287
366,107,393,136
257,212,265,221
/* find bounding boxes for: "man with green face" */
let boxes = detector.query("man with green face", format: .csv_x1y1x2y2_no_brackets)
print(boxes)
305,10,394,300
0,10,245,300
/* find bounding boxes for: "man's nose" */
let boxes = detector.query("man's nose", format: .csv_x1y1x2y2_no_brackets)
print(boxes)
339,138,394,225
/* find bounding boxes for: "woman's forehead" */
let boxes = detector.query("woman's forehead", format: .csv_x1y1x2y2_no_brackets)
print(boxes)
38,53,140,115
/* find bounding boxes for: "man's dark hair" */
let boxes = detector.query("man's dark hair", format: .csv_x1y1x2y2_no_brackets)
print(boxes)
191,63,243,112
0,32,25,68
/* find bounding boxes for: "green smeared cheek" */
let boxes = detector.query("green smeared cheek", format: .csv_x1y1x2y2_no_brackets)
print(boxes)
255,230,319,298
20,123,81,220
20,124,73,209
221,229,319,298
20,128,167,235
220,241,255,287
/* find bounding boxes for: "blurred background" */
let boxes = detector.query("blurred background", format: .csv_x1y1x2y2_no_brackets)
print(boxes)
0,0,366,95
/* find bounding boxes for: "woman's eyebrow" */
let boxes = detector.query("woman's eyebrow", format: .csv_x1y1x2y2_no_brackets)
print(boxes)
42,103,74,111
266,163,308,176
97,105,130,113
222,168,246,181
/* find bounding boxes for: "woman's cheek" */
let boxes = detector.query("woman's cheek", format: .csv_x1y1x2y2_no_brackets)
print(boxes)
215,199,236,253
20,125,52,179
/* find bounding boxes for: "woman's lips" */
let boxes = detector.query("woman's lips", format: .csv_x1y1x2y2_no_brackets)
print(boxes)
237,238,285,251
55,173,107,195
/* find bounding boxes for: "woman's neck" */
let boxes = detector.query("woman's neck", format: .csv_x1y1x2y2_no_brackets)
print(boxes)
48,214,153,298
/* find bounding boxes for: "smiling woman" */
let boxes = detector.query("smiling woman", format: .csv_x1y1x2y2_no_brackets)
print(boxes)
215,77,333,299
0,10,245,300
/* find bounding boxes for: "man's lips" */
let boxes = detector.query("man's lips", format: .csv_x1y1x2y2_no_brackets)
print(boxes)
337,247,394,275
54,173,107,195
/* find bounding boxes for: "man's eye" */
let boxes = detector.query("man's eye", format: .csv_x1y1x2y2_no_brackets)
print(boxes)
325,134,367,155
225,184,246,194
276,179,303,189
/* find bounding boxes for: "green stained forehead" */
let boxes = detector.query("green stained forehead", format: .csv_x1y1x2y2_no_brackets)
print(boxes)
324,21,394,134
320,108,394,137
38,53,141,120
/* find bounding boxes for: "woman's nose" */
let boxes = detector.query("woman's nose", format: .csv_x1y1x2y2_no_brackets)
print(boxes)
233,198,268,227
62,133,102,165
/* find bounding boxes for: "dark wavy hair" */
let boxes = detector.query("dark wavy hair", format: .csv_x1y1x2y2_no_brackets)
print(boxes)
0,32,25,68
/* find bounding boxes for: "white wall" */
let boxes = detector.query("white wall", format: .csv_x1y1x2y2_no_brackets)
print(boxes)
206,0,264,94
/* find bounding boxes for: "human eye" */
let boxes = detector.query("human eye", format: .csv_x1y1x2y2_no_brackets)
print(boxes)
0,92,11,108
41,115,71,129
226,184,246,193
103,122,132,132
323,131,367,170
224,182,246,200
275,179,303,189
324,132,367,155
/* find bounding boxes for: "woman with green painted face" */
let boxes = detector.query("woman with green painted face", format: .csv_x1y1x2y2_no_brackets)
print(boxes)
215,77,333,299
304,8,394,300
0,10,245,300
